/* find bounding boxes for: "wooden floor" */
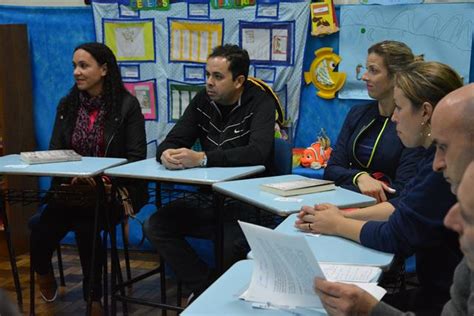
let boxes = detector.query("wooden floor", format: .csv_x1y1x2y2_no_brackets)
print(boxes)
0,246,182,315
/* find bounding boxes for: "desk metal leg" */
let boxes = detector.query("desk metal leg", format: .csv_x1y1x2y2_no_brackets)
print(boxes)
121,222,132,282
0,195,23,309
213,192,225,274
102,231,108,316
111,241,128,316
29,238,35,315
86,176,105,316
109,182,129,316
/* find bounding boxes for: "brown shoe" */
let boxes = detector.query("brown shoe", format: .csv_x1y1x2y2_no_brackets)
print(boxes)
37,271,58,303
91,301,104,316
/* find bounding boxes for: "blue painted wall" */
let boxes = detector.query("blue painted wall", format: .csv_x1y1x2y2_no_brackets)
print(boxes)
0,6,95,151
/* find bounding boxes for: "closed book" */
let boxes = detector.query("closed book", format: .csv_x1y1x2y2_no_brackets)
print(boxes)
20,150,82,165
260,178,335,196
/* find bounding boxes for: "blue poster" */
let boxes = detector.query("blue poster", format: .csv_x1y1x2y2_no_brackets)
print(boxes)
339,3,474,99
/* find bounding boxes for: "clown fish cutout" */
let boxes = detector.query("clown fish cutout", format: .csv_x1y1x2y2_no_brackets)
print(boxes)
300,129,332,169
304,47,346,99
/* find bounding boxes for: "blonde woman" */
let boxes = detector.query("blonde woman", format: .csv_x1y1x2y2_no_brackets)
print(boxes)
324,41,424,203
298,61,464,315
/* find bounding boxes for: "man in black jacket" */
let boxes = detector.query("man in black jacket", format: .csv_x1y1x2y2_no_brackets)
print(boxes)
144,44,276,303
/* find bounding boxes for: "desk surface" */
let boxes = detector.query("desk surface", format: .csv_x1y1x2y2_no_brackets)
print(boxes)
183,260,326,316
104,158,265,185
213,175,376,216
273,214,394,268
0,154,126,177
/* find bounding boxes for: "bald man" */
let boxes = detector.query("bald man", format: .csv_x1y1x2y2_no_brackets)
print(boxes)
432,83,474,194
313,83,474,316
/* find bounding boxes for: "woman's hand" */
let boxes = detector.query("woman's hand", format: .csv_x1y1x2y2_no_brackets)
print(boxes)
295,203,345,235
356,174,395,203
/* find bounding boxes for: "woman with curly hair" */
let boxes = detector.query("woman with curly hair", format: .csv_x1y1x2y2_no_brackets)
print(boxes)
30,42,148,314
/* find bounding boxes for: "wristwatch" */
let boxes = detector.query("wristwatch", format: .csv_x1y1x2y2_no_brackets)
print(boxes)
199,153,207,167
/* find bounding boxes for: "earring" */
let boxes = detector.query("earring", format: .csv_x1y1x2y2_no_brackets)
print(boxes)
420,121,431,138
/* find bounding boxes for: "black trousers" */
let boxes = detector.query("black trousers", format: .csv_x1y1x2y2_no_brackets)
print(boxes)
30,202,117,301
143,198,257,296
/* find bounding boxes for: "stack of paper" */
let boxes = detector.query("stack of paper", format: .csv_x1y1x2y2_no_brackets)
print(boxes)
238,221,386,309
20,150,82,165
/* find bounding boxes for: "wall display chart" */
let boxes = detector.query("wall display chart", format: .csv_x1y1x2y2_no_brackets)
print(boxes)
92,0,310,157
338,3,474,100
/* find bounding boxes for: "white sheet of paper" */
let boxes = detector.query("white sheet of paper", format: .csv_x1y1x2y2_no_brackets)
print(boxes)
346,282,387,301
238,221,387,309
242,28,270,61
115,26,145,58
238,221,326,308
320,264,381,283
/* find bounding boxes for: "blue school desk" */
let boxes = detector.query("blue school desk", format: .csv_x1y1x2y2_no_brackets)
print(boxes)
212,174,376,216
0,154,126,314
182,260,323,315
104,157,265,184
104,158,266,312
182,259,384,316
0,154,126,177
274,214,394,268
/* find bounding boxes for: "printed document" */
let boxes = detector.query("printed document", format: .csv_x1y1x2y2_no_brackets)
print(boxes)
238,221,386,308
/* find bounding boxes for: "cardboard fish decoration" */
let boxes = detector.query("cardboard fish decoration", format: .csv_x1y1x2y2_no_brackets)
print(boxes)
304,47,346,99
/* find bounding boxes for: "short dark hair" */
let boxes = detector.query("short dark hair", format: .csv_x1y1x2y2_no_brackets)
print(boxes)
208,44,250,81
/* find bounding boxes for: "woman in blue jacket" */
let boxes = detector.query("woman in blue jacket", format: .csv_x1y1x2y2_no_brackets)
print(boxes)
297,61,464,315
324,41,423,203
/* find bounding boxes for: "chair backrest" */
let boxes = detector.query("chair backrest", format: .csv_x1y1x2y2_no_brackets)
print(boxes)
273,138,293,176
247,77,285,126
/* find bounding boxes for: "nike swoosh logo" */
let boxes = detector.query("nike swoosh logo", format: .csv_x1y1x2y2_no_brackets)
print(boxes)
234,129,243,134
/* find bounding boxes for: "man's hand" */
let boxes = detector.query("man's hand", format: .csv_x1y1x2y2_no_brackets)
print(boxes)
356,174,395,203
314,278,378,316
160,148,204,169
161,148,185,169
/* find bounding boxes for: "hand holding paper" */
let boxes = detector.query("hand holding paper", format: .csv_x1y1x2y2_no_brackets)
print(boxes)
238,221,386,311
314,278,381,315
239,221,326,308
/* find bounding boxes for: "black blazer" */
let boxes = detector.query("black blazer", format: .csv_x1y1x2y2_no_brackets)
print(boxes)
49,92,148,212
